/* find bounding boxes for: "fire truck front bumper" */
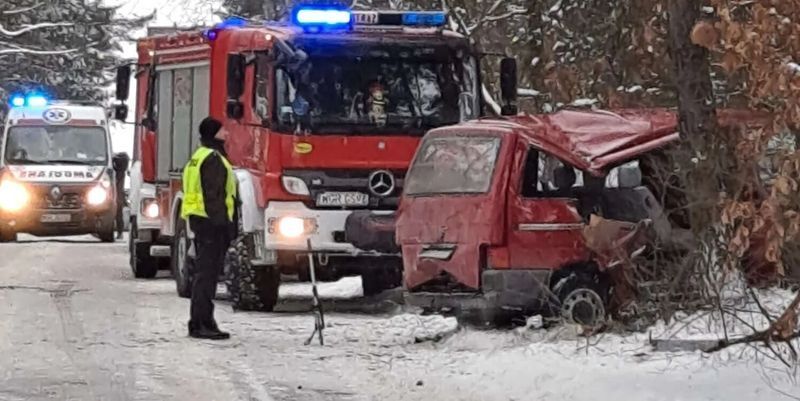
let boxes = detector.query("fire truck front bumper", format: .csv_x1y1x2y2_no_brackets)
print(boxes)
264,201,395,255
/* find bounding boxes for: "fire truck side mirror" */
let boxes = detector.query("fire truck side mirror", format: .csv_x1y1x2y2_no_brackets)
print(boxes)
500,57,518,116
226,54,246,119
115,65,131,101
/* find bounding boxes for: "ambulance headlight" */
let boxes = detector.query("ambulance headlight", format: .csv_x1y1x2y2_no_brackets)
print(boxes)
0,179,29,212
86,186,109,206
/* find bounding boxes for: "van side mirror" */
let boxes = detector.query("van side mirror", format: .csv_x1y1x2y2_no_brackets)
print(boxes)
500,57,518,116
113,104,128,121
115,65,131,101
226,54,245,119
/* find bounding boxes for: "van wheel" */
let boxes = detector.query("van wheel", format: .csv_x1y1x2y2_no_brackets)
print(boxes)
99,226,116,243
227,234,280,312
129,219,157,279
172,218,193,298
552,268,610,327
0,230,17,243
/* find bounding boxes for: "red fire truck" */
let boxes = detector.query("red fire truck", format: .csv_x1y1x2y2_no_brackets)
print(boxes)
113,6,516,311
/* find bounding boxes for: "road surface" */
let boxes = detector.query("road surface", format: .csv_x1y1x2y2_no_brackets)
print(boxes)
0,235,797,401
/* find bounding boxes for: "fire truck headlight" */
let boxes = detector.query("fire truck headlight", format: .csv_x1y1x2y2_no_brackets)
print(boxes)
281,176,310,196
86,186,109,206
142,200,160,219
278,217,306,238
0,179,29,212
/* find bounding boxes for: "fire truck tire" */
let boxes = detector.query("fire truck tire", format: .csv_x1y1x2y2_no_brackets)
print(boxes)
172,219,193,298
129,220,157,279
227,234,280,312
0,230,17,243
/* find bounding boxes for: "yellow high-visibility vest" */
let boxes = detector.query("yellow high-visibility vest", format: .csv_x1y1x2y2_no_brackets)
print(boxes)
181,146,236,221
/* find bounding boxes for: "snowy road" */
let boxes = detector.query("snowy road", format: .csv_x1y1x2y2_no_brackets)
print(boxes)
0,236,798,401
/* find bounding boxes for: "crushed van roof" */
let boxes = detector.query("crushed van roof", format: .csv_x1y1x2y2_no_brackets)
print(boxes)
431,108,771,175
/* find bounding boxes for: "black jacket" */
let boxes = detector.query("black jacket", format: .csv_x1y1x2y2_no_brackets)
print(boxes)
193,139,239,239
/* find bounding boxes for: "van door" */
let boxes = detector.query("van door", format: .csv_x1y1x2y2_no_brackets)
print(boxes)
506,144,589,269
396,133,511,290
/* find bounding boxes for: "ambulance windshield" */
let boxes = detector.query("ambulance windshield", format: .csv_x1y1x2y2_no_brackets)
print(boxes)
4,126,108,166
272,44,478,135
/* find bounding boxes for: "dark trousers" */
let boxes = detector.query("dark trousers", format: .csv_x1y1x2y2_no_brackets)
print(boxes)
189,219,230,329
115,183,125,235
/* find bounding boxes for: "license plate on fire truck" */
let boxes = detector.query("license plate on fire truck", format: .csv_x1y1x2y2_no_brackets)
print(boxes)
40,213,71,223
316,192,369,207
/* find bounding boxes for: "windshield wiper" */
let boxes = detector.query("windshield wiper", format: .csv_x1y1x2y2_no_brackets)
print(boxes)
47,159,95,165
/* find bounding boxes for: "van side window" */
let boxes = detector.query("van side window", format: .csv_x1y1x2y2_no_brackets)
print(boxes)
536,153,583,197
521,147,539,197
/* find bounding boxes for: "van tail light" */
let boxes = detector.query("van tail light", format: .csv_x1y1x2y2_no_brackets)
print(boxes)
487,246,510,269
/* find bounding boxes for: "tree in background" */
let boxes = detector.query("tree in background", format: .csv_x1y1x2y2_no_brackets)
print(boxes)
0,0,148,115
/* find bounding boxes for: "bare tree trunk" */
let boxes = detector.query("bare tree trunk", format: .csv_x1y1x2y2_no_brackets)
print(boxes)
667,0,717,229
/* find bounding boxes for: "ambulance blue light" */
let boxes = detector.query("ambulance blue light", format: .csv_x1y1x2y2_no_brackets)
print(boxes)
293,7,352,27
402,12,446,27
9,94,48,108
27,95,48,107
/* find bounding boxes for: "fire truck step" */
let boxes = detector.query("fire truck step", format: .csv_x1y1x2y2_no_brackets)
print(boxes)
149,246,172,258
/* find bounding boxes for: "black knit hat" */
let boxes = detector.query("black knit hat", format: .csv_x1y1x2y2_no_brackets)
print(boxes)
199,117,222,140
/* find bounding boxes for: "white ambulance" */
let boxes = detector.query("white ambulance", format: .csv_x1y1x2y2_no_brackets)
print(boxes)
0,96,119,242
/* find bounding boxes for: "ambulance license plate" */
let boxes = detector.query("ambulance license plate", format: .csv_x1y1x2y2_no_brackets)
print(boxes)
41,213,71,223
316,192,369,207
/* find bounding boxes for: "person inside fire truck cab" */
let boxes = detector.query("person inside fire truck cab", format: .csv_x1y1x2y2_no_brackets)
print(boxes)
181,117,238,340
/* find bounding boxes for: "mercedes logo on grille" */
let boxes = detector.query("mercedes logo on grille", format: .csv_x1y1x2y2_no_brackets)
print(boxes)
368,170,395,197
50,186,62,200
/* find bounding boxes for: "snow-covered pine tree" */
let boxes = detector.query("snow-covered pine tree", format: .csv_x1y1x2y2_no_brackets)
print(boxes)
0,0,148,114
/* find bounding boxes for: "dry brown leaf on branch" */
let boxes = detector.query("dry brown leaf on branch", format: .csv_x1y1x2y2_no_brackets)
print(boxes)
691,20,718,49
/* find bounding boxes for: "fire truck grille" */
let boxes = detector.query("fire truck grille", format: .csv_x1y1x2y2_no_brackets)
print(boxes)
283,169,406,210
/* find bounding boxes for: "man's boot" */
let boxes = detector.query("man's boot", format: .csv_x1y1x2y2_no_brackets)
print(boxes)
188,320,230,340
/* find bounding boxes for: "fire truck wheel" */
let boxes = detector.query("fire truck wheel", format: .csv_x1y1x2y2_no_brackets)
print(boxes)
172,219,193,298
228,234,280,312
0,230,17,243
552,267,611,327
129,220,157,279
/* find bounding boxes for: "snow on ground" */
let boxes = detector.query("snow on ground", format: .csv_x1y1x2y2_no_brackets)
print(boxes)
280,276,364,299
1,236,799,400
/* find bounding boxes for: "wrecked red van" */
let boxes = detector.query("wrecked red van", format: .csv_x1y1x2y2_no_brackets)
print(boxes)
396,109,682,324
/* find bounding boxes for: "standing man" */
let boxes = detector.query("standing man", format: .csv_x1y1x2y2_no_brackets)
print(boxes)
112,151,130,240
181,117,237,340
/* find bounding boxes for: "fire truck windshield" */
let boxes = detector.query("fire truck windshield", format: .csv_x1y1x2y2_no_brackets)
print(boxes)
274,47,478,135
4,126,108,166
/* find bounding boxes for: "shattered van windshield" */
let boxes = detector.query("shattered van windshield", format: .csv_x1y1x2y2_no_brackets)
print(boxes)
405,136,501,195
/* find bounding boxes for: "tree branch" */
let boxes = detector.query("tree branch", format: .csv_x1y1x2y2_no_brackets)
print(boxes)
2,3,43,15
0,22,73,37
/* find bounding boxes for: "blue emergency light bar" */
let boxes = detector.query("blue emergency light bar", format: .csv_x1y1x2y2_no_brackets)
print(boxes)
9,94,48,108
290,6,448,31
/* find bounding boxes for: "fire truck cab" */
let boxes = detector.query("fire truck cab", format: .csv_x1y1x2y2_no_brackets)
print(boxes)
115,6,508,310
0,95,120,242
